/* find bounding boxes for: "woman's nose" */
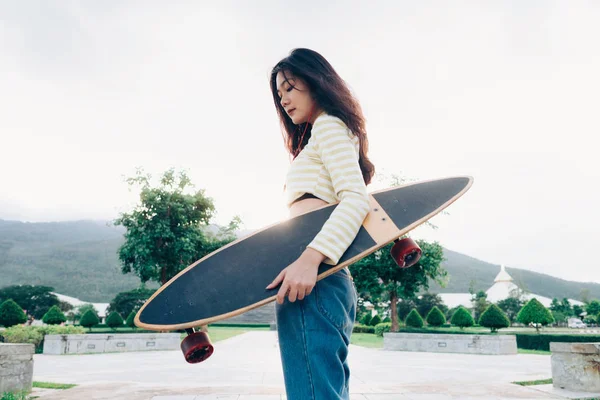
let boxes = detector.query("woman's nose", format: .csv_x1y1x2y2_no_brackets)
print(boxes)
280,95,289,107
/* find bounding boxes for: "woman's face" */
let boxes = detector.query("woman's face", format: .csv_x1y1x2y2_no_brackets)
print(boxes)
276,71,318,125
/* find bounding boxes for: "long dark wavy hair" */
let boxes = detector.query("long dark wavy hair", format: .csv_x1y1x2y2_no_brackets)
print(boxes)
270,48,375,186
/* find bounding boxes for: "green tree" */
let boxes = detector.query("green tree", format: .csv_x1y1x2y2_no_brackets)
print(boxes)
586,300,600,316
445,306,460,321
560,298,573,316
114,168,240,285
369,314,382,326
79,309,99,332
415,293,448,319
479,304,510,333
405,309,424,328
0,299,27,328
397,299,417,321
42,305,67,325
496,297,524,323
126,311,137,329
517,298,554,333
425,306,446,327
450,306,474,329
58,301,74,314
471,290,489,321
573,304,584,317
106,311,124,331
351,240,446,332
0,285,59,319
497,297,523,323
360,313,372,326
67,303,97,324
550,298,561,312
551,310,568,326
108,288,156,318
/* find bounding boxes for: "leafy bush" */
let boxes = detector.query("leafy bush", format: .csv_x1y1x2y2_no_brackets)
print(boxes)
516,334,600,351
0,325,44,348
1,391,30,400
360,314,372,326
382,316,391,323
79,310,99,332
352,324,375,334
41,325,86,336
479,304,510,332
405,309,424,328
42,305,67,325
106,312,124,331
370,314,382,326
0,299,27,328
126,311,137,329
398,327,493,335
375,322,392,337
517,298,554,332
426,306,446,327
450,306,475,329
0,324,85,353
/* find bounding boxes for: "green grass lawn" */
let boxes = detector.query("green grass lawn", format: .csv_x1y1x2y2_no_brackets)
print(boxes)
33,382,77,389
512,378,552,386
351,333,383,348
517,349,551,355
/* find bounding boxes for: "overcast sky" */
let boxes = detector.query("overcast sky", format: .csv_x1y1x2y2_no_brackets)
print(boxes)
1,1,598,284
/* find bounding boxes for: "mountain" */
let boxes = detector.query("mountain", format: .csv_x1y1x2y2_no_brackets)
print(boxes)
1,219,599,303
429,248,600,301
0,219,146,302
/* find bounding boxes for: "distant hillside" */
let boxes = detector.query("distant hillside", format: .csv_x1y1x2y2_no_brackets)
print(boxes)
0,219,145,302
1,219,599,303
430,248,600,301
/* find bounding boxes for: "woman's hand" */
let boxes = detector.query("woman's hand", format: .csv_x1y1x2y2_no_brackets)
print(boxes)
266,248,326,304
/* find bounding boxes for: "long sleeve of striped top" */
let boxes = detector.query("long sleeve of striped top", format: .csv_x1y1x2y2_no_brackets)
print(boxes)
285,113,371,265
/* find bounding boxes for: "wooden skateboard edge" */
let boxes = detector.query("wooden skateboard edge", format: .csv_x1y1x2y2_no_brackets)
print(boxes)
134,175,474,332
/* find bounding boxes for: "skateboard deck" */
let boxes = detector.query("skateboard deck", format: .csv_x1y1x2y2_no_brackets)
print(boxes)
135,176,473,332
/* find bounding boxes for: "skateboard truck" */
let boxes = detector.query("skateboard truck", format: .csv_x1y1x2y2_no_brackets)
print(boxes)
181,328,214,364
390,238,422,268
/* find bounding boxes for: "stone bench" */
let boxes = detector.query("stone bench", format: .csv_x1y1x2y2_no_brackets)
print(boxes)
0,343,35,393
42,333,181,355
383,332,517,355
551,342,600,392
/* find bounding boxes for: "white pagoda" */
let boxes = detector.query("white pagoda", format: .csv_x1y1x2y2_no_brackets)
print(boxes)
439,265,584,309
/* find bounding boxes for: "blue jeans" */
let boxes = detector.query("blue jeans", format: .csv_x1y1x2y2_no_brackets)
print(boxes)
275,267,357,400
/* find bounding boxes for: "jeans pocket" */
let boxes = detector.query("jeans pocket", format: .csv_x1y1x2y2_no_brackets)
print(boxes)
315,270,357,332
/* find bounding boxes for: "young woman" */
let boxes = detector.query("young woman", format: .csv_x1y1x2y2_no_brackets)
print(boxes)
265,48,376,400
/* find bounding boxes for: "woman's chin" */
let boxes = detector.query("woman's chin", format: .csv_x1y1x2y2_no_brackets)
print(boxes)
291,116,307,125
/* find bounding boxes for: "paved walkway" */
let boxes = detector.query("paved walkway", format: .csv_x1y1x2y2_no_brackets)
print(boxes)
31,331,598,399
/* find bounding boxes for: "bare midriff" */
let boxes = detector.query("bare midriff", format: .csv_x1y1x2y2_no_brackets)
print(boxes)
288,197,329,219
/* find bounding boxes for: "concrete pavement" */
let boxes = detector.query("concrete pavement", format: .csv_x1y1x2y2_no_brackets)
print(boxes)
30,331,597,399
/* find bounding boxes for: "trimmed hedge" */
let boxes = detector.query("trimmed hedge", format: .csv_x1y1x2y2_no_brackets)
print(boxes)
426,306,446,327
398,327,495,335
0,325,85,353
405,309,424,328
516,334,600,351
353,324,375,334
375,322,392,337
370,315,382,326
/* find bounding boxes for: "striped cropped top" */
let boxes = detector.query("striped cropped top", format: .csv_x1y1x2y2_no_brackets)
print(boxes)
285,113,371,265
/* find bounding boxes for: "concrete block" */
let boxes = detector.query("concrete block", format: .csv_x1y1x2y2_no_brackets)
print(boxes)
551,342,600,392
383,333,517,355
0,343,35,393
43,333,181,355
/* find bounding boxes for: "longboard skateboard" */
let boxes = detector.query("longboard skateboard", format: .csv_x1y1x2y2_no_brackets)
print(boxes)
135,176,473,363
